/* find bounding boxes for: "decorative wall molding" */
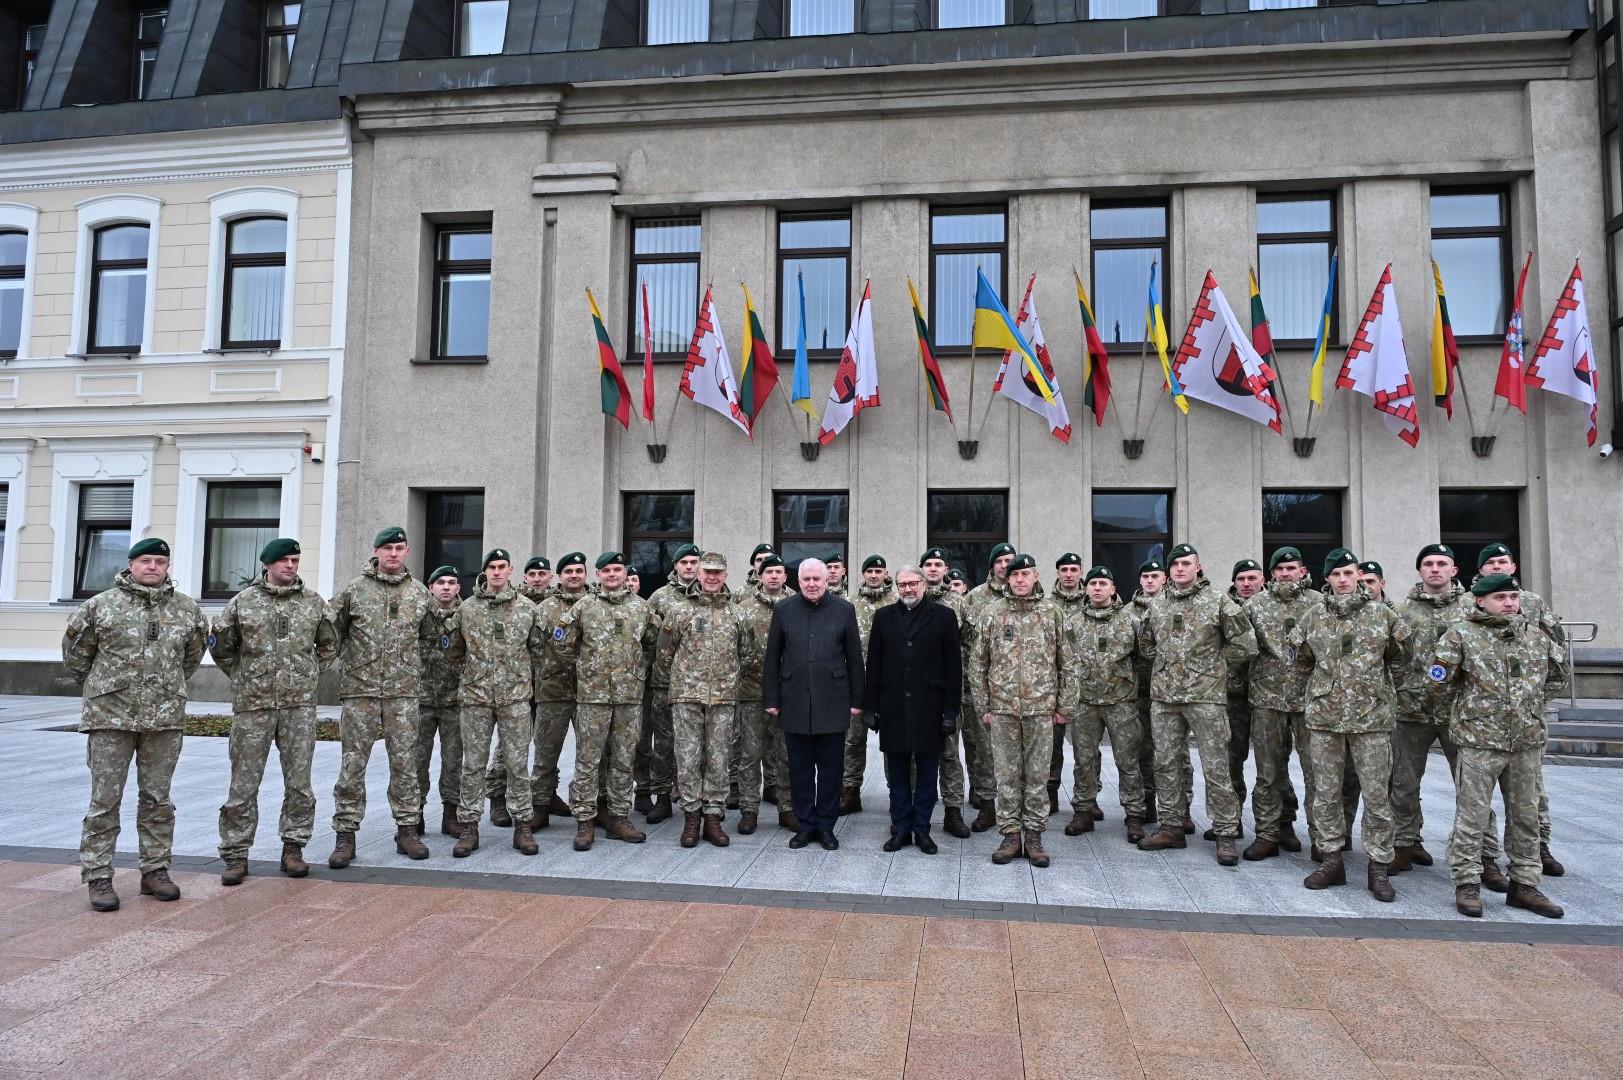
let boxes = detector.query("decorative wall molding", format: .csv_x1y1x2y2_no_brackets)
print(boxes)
171,432,306,597
45,436,159,601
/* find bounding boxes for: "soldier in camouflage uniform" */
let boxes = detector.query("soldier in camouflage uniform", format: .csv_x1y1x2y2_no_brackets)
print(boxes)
1136,544,1258,865
736,554,796,834
1291,549,1411,900
1432,573,1567,918
1222,559,1266,830
63,538,208,911
1057,566,1147,843
637,543,699,822
1042,554,1086,820
949,569,969,594
328,526,443,868
840,555,897,813
559,551,654,850
211,538,339,885
418,566,464,837
1358,561,1387,603
825,551,849,598
1129,559,1176,826
1241,548,1315,860
519,555,552,599
528,552,589,831
490,555,558,822
738,542,775,599
964,542,1016,830
921,548,974,839
445,549,547,858
660,552,751,847
973,554,1079,868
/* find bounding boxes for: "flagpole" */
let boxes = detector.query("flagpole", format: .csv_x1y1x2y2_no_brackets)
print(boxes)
1129,337,1150,441
1251,264,1298,440
965,277,980,441
1454,362,1479,434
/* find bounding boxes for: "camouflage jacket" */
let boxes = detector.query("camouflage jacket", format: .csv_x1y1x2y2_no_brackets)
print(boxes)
852,582,898,652
531,587,588,702
62,572,208,732
928,582,976,694
1292,589,1413,733
331,560,439,700
1065,597,1138,707
1245,580,1317,712
1393,582,1468,721
445,581,544,707
1225,586,1251,703
1129,592,1159,702
966,578,1009,612
420,599,463,708
209,573,338,712
660,583,751,704
828,578,848,598
1433,609,1567,753
647,572,693,686
736,586,790,702
516,582,551,605
558,586,653,704
972,583,1080,717
1138,577,1258,705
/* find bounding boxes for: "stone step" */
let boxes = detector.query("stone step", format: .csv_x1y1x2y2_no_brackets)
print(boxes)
1555,707,1623,725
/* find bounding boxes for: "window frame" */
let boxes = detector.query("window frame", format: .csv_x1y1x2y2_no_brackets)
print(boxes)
1255,191,1338,349
199,480,281,600
929,205,1008,356
1089,488,1173,589
1260,489,1343,585
19,20,48,106
784,0,860,35
932,0,1012,29
73,482,134,600
430,223,493,363
0,225,27,360
1086,0,1161,16
262,1,299,89
1089,198,1170,349
87,223,151,355
627,216,702,364
1439,488,1522,574
775,210,851,361
1429,186,1512,346
773,490,851,579
641,0,710,44
453,0,509,56
219,215,288,351
623,490,696,598
133,7,167,101
926,488,1010,587
423,489,486,598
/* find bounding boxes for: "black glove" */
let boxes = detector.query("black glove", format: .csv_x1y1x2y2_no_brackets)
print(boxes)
863,711,880,732
941,712,958,736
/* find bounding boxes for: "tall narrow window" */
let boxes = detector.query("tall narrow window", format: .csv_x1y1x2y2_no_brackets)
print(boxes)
644,0,708,44
88,224,149,354
787,0,855,35
1088,0,1157,16
774,491,850,579
1249,0,1316,8
1430,189,1509,340
75,483,133,598
222,217,286,349
1439,489,1521,574
134,8,167,100
455,0,508,55
936,0,1004,27
20,21,48,104
777,212,850,356
0,231,24,359
202,482,281,598
432,226,491,361
423,490,485,597
1090,201,1167,347
1257,193,1336,345
0,484,7,590
263,2,299,88
630,218,701,360
927,490,1009,586
1261,490,1342,585
1091,490,1171,588
930,207,1006,351
624,492,695,598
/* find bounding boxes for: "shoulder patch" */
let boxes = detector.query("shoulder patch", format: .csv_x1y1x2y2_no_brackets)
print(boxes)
206,633,217,648
440,634,451,649
1427,663,1448,682
553,627,565,641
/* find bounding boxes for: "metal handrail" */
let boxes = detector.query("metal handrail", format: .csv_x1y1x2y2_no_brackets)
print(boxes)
1564,622,1600,707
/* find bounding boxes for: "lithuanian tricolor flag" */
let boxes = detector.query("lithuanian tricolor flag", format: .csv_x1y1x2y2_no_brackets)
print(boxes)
1430,259,1459,418
587,288,631,428
908,278,951,419
1248,269,1274,360
1075,271,1111,428
738,284,779,437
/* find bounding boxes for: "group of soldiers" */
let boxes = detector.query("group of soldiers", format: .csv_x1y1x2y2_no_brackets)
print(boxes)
63,524,1567,922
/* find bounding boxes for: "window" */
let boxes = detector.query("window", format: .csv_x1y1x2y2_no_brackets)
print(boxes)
624,491,695,598
1088,0,1157,16
263,2,299,88
645,0,707,43
0,485,7,590
423,490,485,597
455,0,507,55
74,483,133,598
930,207,1006,351
1261,490,1342,585
777,212,850,356
202,482,280,598
1439,489,1521,576
432,226,491,361
1091,201,1168,347
788,0,855,35
1430,189,1509,340
221,217,286,349
1249,0,1317,7
0,231,23,359
1090,490,1171,589
134,8,166,100
1256,193,1336,345
927,490,1008,587
88,224,149,354
774,492,850,579
936,0,1004,27
20,21,47,104
630,218,700,360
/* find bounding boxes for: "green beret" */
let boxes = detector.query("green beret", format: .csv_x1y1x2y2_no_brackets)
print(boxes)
525,556,549,573
373,526,406,548
1167,543,1198,564
128,537,170,560
1268,547,1303,570
1415,544,1455,569
759,554,785,571
626,565,640,577
1358,561,1384,577
920,547,949,565
428,565,460,584
1231,559,1261,580
988,543,1016,565
1005,553,1037,573
483,548,511,569
751,543,776,559
596,551,626,570
825,551,845,566
1322,547,1358,577
861,555,885,572
947,569,965,581
1085,565,1113,584
672,543,701,562
259,538,300,564
556,551,586,570
1056,552,1083,569
1472,572,1519,596
1139,559,1165,575
1477,543,1513,570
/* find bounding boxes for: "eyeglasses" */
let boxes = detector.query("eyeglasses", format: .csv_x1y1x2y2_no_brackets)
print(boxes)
896,579,924,589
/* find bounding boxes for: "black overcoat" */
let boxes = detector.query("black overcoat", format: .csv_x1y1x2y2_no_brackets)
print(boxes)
862,598,963,755
762,592,865,735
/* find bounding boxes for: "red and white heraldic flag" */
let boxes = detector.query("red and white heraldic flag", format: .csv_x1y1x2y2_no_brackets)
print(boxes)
1170,270,1282,434
1339,264,1420,447
1527,259,1600,447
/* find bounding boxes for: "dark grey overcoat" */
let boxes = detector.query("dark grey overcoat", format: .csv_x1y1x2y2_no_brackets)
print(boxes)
762,592,865,736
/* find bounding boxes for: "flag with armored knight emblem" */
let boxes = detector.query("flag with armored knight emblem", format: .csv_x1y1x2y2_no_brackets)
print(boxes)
817,280,880,445
1339,264,1420,447
1527,258,1599,447
992,274,1072,443
1170,270,1282,434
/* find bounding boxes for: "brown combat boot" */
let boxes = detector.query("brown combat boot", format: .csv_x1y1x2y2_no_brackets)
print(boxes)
1480,857,1510,894
280,842,309,878
971,802,997,833
1387,846,1414,873
991,832,1024,865
573,819,595,851
646,795,674,824
1304,852,1346,890
838,788,862,815
452,822,480,858
1279,826,1302,853
1243,839,1280,861
595,798,612,829
1091,806,1105,822
1048,789,1060,816
328,830,357,869
778,808,801,832
727,783,741,810
737,812,758,835
1540,842,1566,877
1136,826,1187,851
1368,860,1396,902
1024,830,1051,869
1215,838,1239,866
529,804,550,831
489,796,512,828
139,869,181,901
1455,883,1483,917
635,790,654,814
968,788,986,810
703,815,731,847
396,824,429,860
221,858,249,886
1182,816,1197,835
549,794,570,816
762,784,778,806
943,807,971,839
1124,816,1146,844
1407,842,1434,866
1506,881,1565,919
513,821,539,855
681,811,702,848
1064,810,1094,836
605,816,647,843
440,803,460,838
87,877,119,912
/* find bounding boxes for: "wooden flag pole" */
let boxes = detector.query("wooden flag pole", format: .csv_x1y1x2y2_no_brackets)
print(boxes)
1129,336,1150,440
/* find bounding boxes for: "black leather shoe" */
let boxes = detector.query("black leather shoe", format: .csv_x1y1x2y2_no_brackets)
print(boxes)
819,833,840,851
915,833,938,855
883,832,912,852
788,831,816,849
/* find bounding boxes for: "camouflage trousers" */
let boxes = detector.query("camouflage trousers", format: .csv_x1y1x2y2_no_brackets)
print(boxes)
458,703,532,825
80,728,183,883
1250,707,1304,842
1138,691,1192,811
416,704,463,812
1305,728,1394,863
634,685,675,797
672,703,734,816
842,712,871,790
939,723,968,809
1294,714,1358,845
988,714,1058,833
528,701,575,809
1226,695,1251,805
218,707,317,860
1390,718,1503,858
1046,725,1064,795
574,703,643,820
1068,702,1147,818
962,691,994,799
1150,702,1241,837
736,702,787,814
333,697,422,832
1447,745,1543,887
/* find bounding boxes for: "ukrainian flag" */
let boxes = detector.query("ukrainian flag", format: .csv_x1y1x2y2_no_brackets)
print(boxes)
972,268,1056,405
1308,252,1338,406
1147,263,1187,414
